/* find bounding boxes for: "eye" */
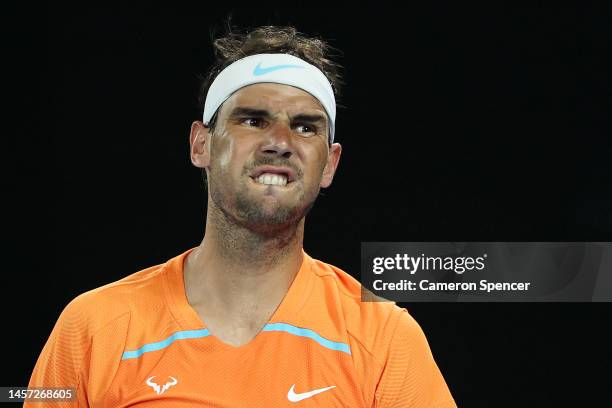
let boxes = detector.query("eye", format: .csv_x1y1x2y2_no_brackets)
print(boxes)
242,118,263,127
295,123,317,135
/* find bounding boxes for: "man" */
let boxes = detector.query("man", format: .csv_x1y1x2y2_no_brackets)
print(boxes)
28,26,456,407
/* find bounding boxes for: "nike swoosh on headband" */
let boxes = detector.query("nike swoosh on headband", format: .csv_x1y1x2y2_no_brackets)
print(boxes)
253,62,305,76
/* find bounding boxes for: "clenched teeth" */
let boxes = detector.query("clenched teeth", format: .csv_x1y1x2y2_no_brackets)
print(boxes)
255,173,288,186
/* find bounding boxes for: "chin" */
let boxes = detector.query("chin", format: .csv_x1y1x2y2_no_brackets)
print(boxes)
236,200,308,231
242,207,298,227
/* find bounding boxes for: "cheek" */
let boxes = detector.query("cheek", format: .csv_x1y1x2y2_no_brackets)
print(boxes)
211,136,239,172
299,148,328,188
309,146,329,176
211,134,254,179
216,148,232,171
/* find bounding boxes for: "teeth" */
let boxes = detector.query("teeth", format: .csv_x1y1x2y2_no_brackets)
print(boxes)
255,173,288,186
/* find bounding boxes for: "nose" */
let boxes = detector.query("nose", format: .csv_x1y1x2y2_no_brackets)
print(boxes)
259,121,294,159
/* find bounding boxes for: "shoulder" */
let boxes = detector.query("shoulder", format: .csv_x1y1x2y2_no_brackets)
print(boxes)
55,260,167,338
306,256,437,405
307,256,414,358
29,259,174,399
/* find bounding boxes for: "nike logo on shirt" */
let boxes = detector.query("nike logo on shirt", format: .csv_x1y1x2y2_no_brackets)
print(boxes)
287,384,336,402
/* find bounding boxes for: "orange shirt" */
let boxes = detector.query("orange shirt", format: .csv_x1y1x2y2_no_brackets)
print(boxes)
27,248,456,407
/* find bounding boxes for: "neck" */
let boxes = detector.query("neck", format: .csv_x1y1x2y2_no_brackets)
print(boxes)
206,199,304,269
184,198,305,315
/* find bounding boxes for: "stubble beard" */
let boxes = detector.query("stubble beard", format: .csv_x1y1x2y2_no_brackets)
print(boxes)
208,166,319,237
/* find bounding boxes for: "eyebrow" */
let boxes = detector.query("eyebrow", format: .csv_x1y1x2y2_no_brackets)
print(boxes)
228,107,273,119
290,113,327,126
228,107,327,126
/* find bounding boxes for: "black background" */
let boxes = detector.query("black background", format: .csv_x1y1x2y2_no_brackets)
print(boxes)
5,3,612,407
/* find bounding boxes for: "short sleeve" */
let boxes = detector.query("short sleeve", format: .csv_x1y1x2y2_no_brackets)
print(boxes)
26,296,92,407
26,294,130,407
374,308,456,408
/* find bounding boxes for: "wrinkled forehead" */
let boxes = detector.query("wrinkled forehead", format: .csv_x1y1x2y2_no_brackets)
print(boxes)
220,83,328,118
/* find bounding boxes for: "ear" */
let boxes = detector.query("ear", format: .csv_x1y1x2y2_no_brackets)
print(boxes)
320,143,342,188
190,121,211,169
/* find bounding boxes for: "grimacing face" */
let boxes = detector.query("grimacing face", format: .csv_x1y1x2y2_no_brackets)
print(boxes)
190,83,342,234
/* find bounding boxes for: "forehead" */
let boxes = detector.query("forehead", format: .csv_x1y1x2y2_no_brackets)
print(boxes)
221,83,326,114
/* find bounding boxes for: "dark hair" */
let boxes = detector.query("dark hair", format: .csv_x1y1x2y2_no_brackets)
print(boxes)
198,25,343,132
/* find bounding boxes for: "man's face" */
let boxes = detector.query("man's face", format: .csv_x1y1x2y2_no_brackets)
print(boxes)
199,83,341,234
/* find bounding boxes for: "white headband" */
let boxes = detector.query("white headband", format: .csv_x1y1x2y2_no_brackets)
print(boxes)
203,53,336,142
